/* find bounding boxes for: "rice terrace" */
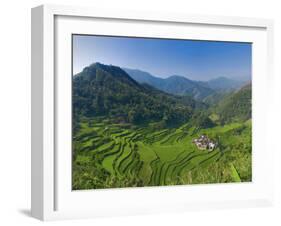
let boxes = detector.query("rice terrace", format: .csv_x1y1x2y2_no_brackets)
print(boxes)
72,36,252,190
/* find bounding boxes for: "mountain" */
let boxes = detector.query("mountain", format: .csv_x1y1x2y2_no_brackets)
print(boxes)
73,63,201,127
163,75,214,99
205,77,246,91
123,68,215,100
215,83,252,124
202,91,229,106
122,68,164,88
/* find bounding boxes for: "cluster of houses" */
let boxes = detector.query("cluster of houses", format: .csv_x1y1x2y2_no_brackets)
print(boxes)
192,135,217,151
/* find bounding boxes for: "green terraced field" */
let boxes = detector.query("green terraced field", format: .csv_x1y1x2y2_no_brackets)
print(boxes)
72,118,252,190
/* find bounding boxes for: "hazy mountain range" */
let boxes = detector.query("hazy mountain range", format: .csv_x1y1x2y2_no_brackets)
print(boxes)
123,68,247,100
73,62,251,126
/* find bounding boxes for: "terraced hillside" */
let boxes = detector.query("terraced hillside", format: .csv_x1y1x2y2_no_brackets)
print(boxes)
72,63,252,190
72,117,251,189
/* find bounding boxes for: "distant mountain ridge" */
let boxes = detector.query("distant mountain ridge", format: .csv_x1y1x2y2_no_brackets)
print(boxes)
123,68,246,100
205,76,245,91
123,68,214,100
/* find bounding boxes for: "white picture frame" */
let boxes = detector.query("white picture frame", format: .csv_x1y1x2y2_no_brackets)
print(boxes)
31,4,274,221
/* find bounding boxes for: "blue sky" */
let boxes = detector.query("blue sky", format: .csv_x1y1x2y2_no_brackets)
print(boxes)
73,35,251,81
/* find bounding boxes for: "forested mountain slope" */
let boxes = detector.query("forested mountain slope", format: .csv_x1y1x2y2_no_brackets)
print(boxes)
73,63,202,126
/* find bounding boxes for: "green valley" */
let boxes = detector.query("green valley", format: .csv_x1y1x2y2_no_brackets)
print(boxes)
72,63,252,190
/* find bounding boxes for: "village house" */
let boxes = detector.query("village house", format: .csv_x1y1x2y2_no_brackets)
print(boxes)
192,135,216,151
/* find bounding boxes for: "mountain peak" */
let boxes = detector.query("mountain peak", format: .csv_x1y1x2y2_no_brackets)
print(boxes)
87,62,120,72
206,76,244,91
77,63,142,90
85,62,104,70
167,75,192,82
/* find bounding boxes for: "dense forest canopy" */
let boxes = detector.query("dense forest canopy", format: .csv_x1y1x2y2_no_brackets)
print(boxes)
73,63,207,127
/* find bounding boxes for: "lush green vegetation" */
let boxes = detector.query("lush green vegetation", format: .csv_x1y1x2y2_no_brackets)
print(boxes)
72,63,252,190
72,118,251,189
73,63,203,129
215,84,252,124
